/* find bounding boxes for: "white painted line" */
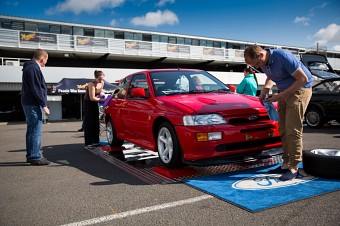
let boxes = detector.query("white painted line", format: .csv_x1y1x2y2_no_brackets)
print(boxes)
61,195,213,226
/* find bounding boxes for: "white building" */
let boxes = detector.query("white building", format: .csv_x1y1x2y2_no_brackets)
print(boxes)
1,15,340,121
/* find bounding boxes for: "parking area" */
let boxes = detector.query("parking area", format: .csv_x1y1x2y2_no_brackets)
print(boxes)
0,121,339,226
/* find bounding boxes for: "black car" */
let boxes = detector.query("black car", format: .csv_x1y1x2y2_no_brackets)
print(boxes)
305,78,340,128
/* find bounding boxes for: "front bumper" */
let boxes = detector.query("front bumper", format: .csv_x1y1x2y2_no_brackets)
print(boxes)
183,147,283,166
175,121,282,161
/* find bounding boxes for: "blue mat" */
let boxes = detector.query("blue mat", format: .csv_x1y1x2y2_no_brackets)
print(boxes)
185,164,340,212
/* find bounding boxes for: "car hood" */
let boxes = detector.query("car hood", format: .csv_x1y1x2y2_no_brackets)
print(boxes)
160,93,268,115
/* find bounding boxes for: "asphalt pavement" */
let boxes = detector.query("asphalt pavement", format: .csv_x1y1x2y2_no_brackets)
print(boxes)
0,121,339,226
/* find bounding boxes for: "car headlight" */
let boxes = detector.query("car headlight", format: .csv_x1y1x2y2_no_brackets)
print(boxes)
183,114,226,126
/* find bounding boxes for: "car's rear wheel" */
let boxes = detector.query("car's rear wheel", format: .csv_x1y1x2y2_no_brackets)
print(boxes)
157,122,182,168
305,108,324,128
106,118,124,147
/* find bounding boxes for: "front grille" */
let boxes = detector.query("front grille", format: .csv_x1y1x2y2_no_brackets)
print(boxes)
228,115,270,125
215,137,281,152
240,125,275,133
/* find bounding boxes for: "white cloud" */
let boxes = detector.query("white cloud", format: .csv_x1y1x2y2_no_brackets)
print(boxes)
110,19,117,27
293,2,328,26
46,0,125,15
293,16,310,26
314,23,340,47
156,0,175,7
309,2,328,16
131,10,179,27
333,45,340,51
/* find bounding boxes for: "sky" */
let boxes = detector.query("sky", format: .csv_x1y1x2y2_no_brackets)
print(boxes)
1,0,340,51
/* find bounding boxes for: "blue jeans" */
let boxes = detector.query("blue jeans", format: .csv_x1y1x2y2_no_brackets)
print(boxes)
23,105,43,161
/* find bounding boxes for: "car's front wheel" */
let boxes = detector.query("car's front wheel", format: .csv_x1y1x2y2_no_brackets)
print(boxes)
305,108,324,128
106,118,124,147
157,122,182,168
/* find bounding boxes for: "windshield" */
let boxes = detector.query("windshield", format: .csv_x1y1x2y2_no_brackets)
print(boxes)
300,54,339,80
309,62,339,80
150,70,230,96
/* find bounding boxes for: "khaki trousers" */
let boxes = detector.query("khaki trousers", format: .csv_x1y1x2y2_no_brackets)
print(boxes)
277,88,312,169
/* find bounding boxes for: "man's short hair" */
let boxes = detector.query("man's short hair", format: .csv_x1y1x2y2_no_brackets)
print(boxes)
33,49,48,60
244,45,263,59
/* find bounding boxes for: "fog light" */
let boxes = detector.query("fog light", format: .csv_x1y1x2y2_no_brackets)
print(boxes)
196,132,222,141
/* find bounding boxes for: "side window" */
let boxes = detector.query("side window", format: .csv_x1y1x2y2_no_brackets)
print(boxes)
127,74,149,99
115,76,131,99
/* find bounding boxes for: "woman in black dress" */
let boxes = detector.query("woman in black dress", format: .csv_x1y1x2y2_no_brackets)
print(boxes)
83,70,105,148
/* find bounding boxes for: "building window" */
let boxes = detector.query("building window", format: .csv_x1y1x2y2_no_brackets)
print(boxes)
124,32,133,40
233,44,240,49
12,21,24,30
221,42,226,48
84,28,94,36
115,31,124,39
184,38,191,45
73,27,84,36
25,22,37,31
152,35,160,42
0,20,11,29
95,29,104,37
105,30,114,38
213,41,221,48
134,33,142,41
192,39,199,46
177,37,184,45
160,36,168,43
38,23,49,32
142,34,152,42
206,41,213,47
50,25,61,34
61,26,72,35
200,40,206,46
168,37,176,44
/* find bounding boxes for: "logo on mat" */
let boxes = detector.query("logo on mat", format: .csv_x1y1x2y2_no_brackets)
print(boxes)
232,173,317,190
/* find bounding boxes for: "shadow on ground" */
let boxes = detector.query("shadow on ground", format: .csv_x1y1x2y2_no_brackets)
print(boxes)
4,143,145,186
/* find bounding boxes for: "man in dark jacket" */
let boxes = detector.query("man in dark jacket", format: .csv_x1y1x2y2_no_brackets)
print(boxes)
21,49,50,165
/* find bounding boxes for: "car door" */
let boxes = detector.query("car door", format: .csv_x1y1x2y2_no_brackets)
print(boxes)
121,73,154,147
109,76,131,138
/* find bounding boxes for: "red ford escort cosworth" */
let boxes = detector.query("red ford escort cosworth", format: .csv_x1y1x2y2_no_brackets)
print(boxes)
104,69,281,168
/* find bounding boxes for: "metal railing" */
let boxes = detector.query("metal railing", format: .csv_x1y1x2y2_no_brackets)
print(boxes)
0,29,245,63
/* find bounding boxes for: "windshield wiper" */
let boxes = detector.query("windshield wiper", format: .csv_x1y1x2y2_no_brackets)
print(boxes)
163,90,188,96
205,88,230,93
188,90,206,94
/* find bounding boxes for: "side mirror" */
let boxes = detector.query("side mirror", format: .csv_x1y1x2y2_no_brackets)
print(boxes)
131,87,146,98
227,85,236,92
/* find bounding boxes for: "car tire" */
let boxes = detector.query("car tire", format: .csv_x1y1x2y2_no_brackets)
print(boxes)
303,149,340,179
106,118,124,147
157,122,183,168
305,108,324,128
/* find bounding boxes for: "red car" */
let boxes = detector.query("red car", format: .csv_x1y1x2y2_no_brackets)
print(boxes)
104,69,281,168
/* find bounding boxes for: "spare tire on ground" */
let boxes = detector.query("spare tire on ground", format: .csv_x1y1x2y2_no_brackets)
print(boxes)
303,149,340,179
